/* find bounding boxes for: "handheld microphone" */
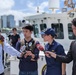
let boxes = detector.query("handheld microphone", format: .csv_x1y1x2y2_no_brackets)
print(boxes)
36,44,45,52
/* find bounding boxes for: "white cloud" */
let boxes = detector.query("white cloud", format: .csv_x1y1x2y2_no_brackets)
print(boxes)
0,0,49,25
39,1,48,12
9,10,33,25
0,10,32,25
26,2,37,13
0,0,27,25
0,0,14,10
27,1,48,13
19,0,26,5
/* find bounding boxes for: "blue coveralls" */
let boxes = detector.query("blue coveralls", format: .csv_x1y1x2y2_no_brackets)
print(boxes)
45,40,65,75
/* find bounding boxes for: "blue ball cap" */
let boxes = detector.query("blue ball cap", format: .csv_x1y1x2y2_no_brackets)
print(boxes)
41,28,56,37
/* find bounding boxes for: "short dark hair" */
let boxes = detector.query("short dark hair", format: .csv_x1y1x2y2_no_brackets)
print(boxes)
72,18,76,27
12,28,17,31
22,24,33,31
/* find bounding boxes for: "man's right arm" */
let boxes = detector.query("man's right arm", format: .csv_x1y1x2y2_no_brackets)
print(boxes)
56,41,74,63
56,48,73,63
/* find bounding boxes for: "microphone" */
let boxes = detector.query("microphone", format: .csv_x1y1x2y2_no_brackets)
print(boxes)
36,44,51,57
36,44,45,52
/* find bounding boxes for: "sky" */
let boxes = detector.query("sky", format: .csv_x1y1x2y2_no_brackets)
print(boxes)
0,0,73,25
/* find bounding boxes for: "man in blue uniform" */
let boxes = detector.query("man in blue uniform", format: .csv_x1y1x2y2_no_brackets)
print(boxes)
41,28,66,75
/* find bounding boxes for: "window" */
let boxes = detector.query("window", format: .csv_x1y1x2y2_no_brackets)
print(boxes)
68,23,76,39
33,24,39,38
51,23,64,39
40,24,47,31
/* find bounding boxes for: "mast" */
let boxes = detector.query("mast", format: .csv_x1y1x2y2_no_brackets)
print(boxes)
37,0,39,13
37,6,39,13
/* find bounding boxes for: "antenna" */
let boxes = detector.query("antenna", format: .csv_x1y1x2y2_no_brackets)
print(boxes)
37,0,40,13
37,6,39,13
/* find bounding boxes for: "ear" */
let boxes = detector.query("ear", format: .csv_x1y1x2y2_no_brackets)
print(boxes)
31,31,32,34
